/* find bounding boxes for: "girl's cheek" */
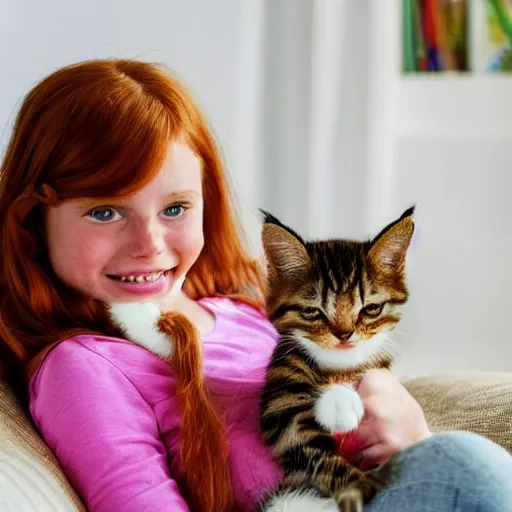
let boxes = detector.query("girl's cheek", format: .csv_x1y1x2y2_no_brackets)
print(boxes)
168,217,204,252
75,230,114,255
167,232,203,254
64,230,119,271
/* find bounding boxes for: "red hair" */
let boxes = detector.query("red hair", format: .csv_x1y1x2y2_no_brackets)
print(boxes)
0,59,264,512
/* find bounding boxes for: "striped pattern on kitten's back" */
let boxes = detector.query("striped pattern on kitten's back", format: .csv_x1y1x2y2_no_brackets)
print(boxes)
258,208,415,510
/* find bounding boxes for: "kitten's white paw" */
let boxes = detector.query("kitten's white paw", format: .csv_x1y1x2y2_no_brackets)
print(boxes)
264,489,338,512
315,384,364,433
108,302,173,358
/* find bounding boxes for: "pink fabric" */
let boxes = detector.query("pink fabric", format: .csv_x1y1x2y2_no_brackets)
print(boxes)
29,298,283,511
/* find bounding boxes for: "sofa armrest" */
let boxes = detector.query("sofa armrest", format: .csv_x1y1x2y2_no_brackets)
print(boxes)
403,371,512,453
0,379,84,511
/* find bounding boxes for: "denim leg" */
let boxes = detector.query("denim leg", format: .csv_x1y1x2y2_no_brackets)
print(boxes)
366,431,512,512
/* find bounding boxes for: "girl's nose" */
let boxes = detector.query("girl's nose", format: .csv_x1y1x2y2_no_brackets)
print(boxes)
128,218,166,259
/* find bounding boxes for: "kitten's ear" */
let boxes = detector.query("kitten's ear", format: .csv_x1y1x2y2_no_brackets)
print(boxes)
368,206,415,271
262,217,311,280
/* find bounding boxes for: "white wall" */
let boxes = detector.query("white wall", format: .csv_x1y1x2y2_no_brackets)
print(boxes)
254,0,372,240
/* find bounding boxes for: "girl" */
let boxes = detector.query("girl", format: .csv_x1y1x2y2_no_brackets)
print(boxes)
0,59,510,512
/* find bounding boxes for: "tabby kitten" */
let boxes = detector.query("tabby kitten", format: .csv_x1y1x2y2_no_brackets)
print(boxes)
259,207,415,511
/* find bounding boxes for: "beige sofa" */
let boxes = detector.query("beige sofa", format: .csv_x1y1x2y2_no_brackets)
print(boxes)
1,371,511,511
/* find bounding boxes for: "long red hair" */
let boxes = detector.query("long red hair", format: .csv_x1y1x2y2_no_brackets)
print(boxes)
0,59,264,512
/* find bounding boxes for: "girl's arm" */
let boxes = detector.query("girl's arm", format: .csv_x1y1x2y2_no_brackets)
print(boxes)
29,340,189,512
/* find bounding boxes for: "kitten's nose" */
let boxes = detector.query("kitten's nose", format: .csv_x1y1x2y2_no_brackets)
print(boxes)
335,331,353,342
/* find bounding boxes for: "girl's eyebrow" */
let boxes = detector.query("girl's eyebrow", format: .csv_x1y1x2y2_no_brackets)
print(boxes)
163,190,201,202
74,198,113,209
74,190,200,209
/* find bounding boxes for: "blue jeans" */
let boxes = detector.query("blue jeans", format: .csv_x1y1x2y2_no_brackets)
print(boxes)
367,431,512,511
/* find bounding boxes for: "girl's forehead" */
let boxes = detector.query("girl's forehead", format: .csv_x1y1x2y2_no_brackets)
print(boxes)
114,140,204,197
136,142,202,193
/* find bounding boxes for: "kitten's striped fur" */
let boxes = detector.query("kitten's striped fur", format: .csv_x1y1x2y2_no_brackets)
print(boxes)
259,208,415,511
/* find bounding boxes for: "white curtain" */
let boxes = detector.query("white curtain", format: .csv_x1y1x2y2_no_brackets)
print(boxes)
232,0,373,254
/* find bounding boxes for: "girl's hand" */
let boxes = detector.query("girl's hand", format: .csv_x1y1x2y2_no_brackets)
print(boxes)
340,369,432,471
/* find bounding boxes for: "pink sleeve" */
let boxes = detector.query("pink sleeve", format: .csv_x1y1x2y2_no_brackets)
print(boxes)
29,340,189,512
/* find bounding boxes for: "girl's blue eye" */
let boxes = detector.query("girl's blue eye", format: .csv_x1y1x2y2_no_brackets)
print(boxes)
164,205,184,217
88,208,118,222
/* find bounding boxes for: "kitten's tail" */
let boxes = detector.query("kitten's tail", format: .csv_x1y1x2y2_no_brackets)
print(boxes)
158,312,236,512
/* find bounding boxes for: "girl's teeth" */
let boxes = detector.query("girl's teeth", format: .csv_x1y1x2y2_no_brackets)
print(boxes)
119,271,164,283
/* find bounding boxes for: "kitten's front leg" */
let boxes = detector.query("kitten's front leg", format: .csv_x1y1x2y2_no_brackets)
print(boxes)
312,384,387,508
314,383,364,434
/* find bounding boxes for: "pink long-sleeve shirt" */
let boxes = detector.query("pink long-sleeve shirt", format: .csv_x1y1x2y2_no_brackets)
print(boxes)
29,297,283,511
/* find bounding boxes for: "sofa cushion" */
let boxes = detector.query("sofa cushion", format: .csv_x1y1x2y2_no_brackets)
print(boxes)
0,380,84,511
404,371,512,453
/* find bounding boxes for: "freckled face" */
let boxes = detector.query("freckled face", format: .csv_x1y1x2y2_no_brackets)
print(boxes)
45,141,204,304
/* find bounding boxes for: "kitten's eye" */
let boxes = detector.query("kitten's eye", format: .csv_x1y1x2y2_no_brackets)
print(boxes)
300,307,324,321
362,303,383,317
